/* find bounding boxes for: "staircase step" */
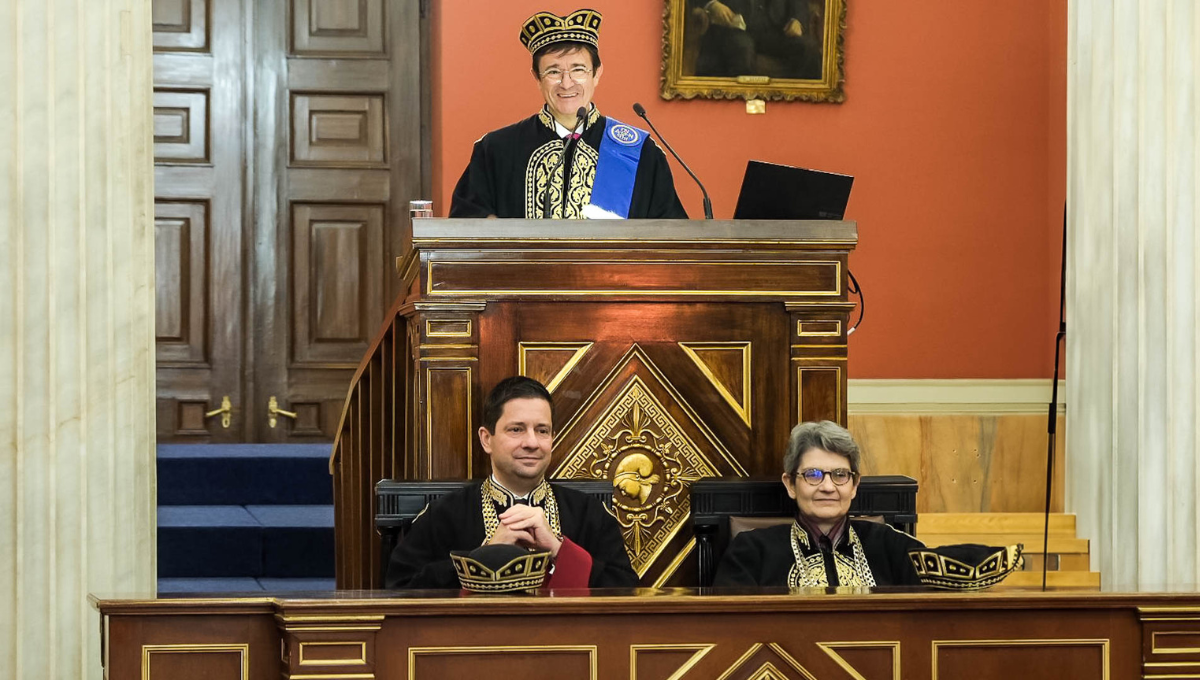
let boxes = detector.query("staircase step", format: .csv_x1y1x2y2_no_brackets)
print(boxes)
247,505,336,578
997,570,1101,589
919,513,1077,535
157,444,332,506
157,506,263,578
157,577,338,596
158,577,264,596
921,535,1089,554
257,577,337,593
245,505,334,528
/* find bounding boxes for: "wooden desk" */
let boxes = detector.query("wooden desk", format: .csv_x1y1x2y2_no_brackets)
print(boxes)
95,589,1200,679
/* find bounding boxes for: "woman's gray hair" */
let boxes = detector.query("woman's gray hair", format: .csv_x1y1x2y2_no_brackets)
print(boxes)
782,420,861,475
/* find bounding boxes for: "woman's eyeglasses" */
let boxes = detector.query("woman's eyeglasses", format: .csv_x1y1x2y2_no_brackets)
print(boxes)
794,468,857,486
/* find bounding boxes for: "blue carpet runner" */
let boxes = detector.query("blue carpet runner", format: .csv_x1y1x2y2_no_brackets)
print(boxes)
157,444,335,596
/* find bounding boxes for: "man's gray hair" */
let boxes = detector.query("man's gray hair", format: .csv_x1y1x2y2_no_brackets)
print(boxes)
782,420,861,476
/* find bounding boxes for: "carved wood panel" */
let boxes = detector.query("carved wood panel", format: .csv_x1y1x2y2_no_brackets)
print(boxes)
291,93,387,166
291,203,384,364
154,200,208,366
153,89,209,163
152,0,209,52
291,0,386,56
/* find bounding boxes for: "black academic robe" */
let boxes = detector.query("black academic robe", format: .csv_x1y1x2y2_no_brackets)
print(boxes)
713,519,925,588
449,106,688,219
385,481,639,589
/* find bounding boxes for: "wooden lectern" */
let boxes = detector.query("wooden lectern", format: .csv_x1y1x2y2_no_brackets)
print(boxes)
331,219,857,588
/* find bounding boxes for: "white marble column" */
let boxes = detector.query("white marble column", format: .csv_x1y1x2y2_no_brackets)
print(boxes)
1067,0,1200,587
0,1,157,678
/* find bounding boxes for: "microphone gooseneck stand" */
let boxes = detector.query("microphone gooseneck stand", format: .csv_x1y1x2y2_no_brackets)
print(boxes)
1042,204,1067,591
632,102,713,219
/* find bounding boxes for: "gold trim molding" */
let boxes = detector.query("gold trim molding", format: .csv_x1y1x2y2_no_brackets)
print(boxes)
651,537,697,588
716,643,812,680
424,366,473,478
797,365,842,423
931,639,1109,680
142,644,249,680
553,344,746,477
678,342,752,426
298,640,368,666
425,259,842,297
556,376,720,576
408,645,597,680
630,643,715,680
816,641,900,680
519,342,594,393
426,319,472,337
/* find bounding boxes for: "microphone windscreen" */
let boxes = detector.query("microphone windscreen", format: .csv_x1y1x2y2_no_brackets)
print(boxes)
576,106,587,119
632,102,646,117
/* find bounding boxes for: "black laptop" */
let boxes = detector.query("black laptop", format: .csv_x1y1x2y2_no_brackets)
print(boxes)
732,160,854,220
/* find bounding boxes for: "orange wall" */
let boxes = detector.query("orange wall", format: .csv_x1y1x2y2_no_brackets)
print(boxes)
429,1,1067,379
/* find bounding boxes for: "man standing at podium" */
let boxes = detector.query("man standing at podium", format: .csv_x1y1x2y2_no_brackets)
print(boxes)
448,8,688,220
385,376,638,589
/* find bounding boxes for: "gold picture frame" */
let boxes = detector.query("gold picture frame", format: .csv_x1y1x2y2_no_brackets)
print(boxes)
660,0,847,103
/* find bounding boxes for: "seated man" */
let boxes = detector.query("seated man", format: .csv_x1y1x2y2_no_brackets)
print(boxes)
385,376,638,589
714,420,924,587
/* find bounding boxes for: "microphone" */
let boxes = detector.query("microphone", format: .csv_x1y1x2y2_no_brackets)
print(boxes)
633,102,713,219
541,107,589,219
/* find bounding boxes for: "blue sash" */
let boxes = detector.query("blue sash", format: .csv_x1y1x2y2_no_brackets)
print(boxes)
588,117,649,219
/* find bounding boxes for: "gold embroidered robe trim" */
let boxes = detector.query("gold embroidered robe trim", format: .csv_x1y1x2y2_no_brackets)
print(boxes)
480,477,563,543
786,521,878,588
524,106,603,219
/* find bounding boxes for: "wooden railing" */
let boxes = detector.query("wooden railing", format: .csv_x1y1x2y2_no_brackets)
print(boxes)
329,286,412,590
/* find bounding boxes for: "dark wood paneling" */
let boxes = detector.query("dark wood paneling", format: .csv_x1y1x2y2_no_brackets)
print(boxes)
154,201,207,365
424,366,474,478
291,93,386,166
411,650,593,677
797,363,841,423
291,0,385,56
935,642,1105,679
153,89,209,163
152,0,209,52
253,0,422,443
154,0,425,442
153,0,244,442
291,203,383,363
146,649,243,679
425,258,841,298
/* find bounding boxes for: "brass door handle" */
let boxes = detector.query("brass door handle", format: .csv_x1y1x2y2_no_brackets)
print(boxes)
268,396,297,429
205,396,233,429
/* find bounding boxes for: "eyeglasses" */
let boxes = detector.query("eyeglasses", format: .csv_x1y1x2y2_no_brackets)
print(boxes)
539,66,593,84
794,468,857,486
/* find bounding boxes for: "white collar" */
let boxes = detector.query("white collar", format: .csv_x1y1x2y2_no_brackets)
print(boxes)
553,117,585,138
489,475,532,502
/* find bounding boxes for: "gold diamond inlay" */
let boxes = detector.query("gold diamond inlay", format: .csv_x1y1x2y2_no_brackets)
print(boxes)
555,376,720,576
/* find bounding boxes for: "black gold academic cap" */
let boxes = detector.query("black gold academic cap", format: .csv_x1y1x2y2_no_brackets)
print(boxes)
450,544,552,594
519,9,602,54
908,544,1024,590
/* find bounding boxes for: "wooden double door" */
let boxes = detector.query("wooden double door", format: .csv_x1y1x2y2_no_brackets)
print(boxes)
151,0,427,441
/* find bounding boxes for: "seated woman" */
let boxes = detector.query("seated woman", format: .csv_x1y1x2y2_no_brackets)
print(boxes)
714,420,924,588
